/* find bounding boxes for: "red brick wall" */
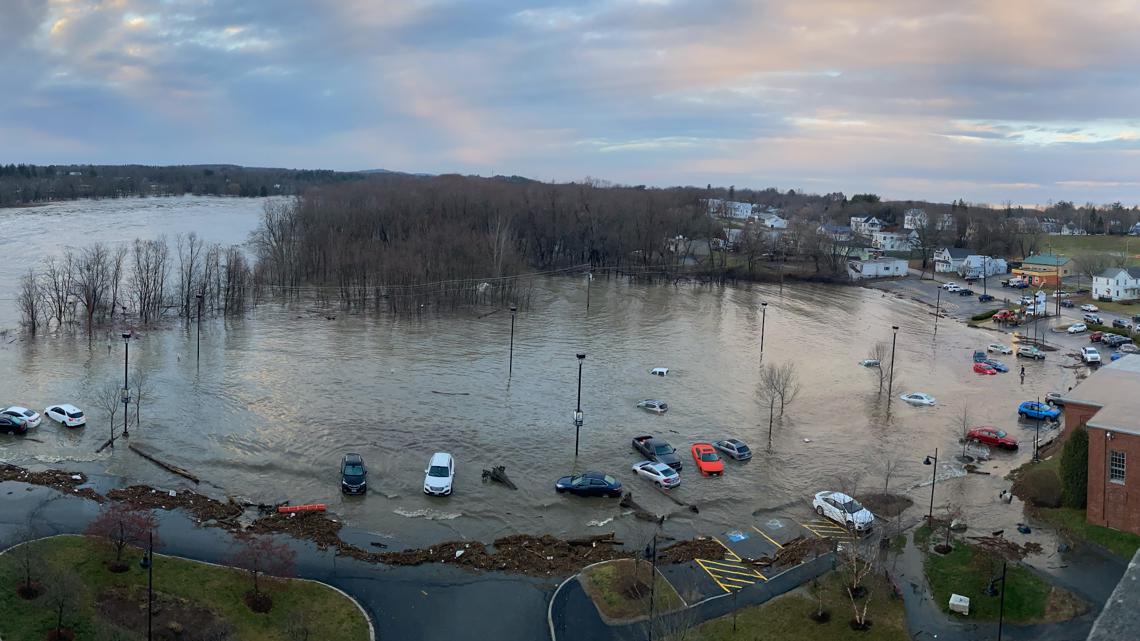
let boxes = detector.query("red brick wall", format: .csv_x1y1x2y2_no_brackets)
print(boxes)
1062,401,1102,440
1087,427,1140,536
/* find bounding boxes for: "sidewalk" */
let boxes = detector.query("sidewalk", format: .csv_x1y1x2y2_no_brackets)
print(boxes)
0,481,552,641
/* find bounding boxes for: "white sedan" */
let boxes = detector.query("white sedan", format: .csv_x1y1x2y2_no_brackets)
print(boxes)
812,491,875,532
987,343,1013,355
2,406,41,428
44,404,86,428
631,460,680,488
899,392,936,406
636,399,668,413
1068,323,1088,334
1081,304,1099,312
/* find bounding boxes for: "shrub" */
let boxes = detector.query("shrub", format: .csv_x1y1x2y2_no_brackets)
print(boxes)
971,309,1001,321
1013,468,1062,508
1061,425,1089,508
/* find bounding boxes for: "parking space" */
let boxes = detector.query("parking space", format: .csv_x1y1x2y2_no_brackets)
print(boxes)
798,517,857,540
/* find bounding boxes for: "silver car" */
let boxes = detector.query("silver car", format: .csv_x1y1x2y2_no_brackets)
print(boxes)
713,439,753,461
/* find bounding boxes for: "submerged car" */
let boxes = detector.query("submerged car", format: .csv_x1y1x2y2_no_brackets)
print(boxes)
690,443,725,477
650,367,669,377
812,491,874,532
972,350,987,362
1018,401,1061,421
1,406,41,428
713,439,753,461
0,415,28,435
636,399,668,413
1068,323,1087,334
973,362,997,375
44,404,86,427
983,359,1009,373
987,343,1013,355
340,453,368,495
899,392,936,406
859,359,881,367
554,471,622,497
1017,346,1045,360
967,426,1018,450
632,435,682,470
631,460,680,488
423,452,455,496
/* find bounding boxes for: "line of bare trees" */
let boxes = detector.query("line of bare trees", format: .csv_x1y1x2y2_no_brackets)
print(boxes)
17,232,251,335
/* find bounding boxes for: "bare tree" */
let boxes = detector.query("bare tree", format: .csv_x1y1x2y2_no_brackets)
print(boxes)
73,242,111,331
14,525,43,599
177,232,205,320
130,366,153,429
93,380,123,445
881,456,900,495
130,237,170,324
1073,252,1110,291
841,543,878,630
867,342,888,393
17,269,43,335
43,568,82,639
43,252,74,327
956,406,972,462
107,244,128,321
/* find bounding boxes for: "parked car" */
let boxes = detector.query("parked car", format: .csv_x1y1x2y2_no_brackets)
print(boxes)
691,443,725,477
1120,343,1140,354
1090,331,1104,342
1017,346,1045,360
340,453,367,495
44,404,86,427
941,282,960,291
1060,300,1075,308
973,362,997,375
1104,334,1131,348
631,460,680,488
1083,313,1102,324
1,406,41,428
0,415,28,435
967,426,1018,450
1044,391,1066,406
650,367,669,377
423,452,455,496
1081,347,1102,364
812,491,874,532
554,471,622,497
636,399,668,413
859,359,881,367
1081,304,1099,312
1068,323,1088,334
978,294,995,302
958,288,975,296
987,343,1013,355
1111,351,1125,361
1020,296,1034,305
899,392,936,406
712,439,753,461
972,350,987,362
1112,319,1133,331
1052,290,1071,298
984,359,1009,372
1018,401,1061,421
632,435,682,470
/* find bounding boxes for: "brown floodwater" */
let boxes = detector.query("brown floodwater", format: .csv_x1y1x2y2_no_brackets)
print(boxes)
0,197,1082,548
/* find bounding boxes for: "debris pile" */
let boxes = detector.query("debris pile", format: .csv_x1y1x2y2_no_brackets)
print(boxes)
481,466,518,490
0,463,105,503
106,485,242,523
619,492,664,523
656,537,725,564
969,535,1044,560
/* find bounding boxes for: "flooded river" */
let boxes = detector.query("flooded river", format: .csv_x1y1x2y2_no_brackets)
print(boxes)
0,197,1082,548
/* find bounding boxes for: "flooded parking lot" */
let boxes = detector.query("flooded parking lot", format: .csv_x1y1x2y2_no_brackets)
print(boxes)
0,197,1089,549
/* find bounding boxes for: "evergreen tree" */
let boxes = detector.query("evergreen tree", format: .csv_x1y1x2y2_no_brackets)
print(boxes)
1060,424,1089,509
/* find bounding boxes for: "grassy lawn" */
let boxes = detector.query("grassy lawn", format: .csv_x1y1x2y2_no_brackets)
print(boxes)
0,535,369,641
1042,235,1140,260
579,558,684,621
689,571,908,641
1031,507,1140,559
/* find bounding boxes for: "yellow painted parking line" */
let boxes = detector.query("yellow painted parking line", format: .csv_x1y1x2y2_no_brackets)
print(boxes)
694,559,737,593
694,557,767,593
712,536,742,562
798,520,852,539
699,559,749,570
752,525,784,549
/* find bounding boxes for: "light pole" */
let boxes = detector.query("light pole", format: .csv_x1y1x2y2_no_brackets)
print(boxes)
760,302,768,355
887,325,899,401
508,304,517,379
1034,396,1042,463
996,561,1008,641
574,353,585,456
586,272,592,312
122,331,131,439
146,531,154,641
923,448,939,524
195,293,203,368
934,288,941,334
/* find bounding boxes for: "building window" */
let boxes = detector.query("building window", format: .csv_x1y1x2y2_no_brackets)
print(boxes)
1110,450,1126,484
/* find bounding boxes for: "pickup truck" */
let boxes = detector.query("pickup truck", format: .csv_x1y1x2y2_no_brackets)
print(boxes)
631,435,682,470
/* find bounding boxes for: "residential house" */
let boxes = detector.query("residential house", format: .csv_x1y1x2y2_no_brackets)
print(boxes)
1093,267,1140,302
933,247,971,273
958,255,1008,279
1058,356,1140,536
705,199,754,220
723,228,745,251
847,257,908,281
1011,254,1072,287
818,224,853,242
754,212,788,229
1129,222,1140,236
871,229,918,252
903,209,954,231
1039,218,1061,234
1058,222,1087,236
850,216,886,236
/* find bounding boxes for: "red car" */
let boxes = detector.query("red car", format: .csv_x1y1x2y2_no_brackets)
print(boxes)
973,362,997,375
690,443,725,476
1090,331,1104,343
967,426,1018,450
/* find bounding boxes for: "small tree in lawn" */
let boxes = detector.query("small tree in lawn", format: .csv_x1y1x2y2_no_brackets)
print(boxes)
86,503,160,572
44,568,82,641
842,543,878,630
935,503,962,555
14,526,43,599
227,535,297,613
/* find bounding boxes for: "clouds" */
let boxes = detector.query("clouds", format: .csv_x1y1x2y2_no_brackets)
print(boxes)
1,0,1139,203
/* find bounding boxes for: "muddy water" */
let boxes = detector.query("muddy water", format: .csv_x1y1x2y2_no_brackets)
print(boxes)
0,197,1082,549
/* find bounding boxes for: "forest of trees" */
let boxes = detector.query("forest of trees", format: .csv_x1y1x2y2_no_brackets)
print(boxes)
0,163,363,207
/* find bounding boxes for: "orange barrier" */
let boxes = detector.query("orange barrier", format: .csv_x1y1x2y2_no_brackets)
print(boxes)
277,504,327,514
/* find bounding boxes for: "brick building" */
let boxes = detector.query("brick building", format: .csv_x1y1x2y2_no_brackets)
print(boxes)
1060,356,1140,535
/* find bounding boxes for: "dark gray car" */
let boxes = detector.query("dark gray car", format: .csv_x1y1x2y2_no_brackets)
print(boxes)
341,453,367,494
632,435,682,470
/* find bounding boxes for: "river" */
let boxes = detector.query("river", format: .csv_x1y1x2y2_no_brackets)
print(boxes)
0,196,1081,549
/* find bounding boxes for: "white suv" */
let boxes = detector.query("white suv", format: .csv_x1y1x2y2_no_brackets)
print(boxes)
1081,347,1101,364
423,452,455,496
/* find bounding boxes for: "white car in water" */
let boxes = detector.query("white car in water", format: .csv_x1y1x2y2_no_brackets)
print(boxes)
899,392,936,406
636,399,668,413
423,452,455,496
631,460,680,488
2,406,41,428
44,404,86,428
987,343,1013,355
812,490,875,532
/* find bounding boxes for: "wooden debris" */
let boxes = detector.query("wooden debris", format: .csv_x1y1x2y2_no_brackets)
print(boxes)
128,443,200,484
481,465,518,490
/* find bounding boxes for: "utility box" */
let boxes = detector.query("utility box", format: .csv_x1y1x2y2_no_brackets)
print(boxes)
949,593,970,615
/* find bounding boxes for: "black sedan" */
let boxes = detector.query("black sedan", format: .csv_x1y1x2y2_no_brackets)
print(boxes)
554,471,622,497
0,415,27,435
340,453,368,494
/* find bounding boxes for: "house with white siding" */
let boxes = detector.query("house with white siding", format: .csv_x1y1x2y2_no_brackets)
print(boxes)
847,257,909,280
1093,267,1140,302
871,230,918,252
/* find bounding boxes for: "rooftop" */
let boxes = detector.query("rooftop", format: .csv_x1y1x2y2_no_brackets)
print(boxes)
942,247,971,258
1087,549,1140,641
1098,267,1140,280
1023,253,1071,266
1060,355,1140,436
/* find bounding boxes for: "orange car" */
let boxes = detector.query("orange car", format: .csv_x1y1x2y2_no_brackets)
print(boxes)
690,443,725,477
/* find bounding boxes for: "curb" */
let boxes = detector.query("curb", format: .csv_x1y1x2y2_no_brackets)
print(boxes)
0,534,376,641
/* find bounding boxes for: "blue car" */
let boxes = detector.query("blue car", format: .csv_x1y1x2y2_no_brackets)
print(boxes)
1111,351,1124,361
984,359,1009,373
1018,401,1060,421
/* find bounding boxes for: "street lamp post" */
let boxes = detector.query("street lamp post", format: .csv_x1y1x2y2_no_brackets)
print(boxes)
122,331,131,439
574,353,585,456
934,287,941,334
887,325,899,401
1034,396,1042,463
586,272,592,312
508,304,517,379
146,531,154,641
996,561,1008,641
760,302,768,355
924,448,939,524
195,294,203,367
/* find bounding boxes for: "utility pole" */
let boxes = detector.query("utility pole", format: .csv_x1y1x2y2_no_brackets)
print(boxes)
147,531,154,641
122,331,131,439
997,561,1007,641
760,302,768,355
934,288,941,334
887,325,899,402
574,353,585,456
508,304,517,379
195,293,203,369
647,533,658,641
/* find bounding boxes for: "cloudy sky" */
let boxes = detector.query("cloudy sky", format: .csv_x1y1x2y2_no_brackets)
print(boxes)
3,0,1140,204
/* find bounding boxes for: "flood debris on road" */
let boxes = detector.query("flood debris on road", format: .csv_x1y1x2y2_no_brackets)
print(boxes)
1,463,105,503
106,485,242,524
127,443,200,484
